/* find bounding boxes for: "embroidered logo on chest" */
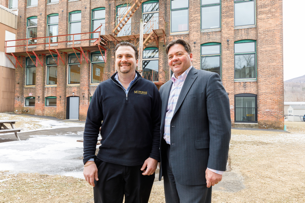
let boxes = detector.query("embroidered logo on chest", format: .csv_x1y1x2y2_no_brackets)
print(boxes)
134,90,147,95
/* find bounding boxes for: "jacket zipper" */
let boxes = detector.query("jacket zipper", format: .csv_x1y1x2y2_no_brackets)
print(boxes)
112,77,140,100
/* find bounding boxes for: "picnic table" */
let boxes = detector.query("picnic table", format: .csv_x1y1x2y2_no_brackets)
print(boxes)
0,120,21,141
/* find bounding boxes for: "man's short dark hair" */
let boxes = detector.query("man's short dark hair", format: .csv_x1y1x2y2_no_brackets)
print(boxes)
166,39,192,55
114,42,138,60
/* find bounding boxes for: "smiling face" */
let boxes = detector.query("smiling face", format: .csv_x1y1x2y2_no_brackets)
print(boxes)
167,44,193,77
115,46,138,75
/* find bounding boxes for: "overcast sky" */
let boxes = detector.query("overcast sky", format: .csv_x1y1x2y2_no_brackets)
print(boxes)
283,0,305,81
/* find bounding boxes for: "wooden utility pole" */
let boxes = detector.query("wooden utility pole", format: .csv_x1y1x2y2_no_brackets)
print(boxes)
138,18,144,75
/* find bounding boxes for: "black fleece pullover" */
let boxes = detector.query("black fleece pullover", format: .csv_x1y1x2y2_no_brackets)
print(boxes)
83,71,161,166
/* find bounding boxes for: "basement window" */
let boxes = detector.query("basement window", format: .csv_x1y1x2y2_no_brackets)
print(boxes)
234,0,255,27
92,8,105,39
171,0,188,33
201,0,220,30
45,97,57,106
25,97,35,107
142,47,159,82
201,43,221,77
235,94,257,122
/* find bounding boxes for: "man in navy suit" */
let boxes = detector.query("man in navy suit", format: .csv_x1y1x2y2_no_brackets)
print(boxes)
159,39,231,203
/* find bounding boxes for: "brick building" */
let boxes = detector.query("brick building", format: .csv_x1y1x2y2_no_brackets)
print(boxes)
3,0,283,129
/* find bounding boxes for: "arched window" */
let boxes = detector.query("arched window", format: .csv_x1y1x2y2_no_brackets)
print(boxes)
69,11,81,40
47,14,59,43
142,47,159,81
92,8,105,38
201,42,221,76
27,16,37,45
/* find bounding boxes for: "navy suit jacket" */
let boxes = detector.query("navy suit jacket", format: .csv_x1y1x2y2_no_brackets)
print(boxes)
159,67,231,186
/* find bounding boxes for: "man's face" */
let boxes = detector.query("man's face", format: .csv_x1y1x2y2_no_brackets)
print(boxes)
167,44,193,77
115,46,138,74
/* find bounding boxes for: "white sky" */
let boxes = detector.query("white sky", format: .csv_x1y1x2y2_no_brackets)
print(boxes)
283,0,305,81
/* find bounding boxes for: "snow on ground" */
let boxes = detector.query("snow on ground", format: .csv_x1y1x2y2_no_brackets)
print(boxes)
0,131,86,179
0,113,84,132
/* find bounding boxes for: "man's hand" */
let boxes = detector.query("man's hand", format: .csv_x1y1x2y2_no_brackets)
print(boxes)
83,161,99,187
205,168,222,188
141,157,158,176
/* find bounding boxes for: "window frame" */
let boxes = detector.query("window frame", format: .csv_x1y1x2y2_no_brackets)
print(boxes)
25,56,36,86
25,97,35,107
142,47,159,82
201,0,221,31
91,7,105,39
27,0,38,7
116,4,132,37
46,55,58,86
45,96,57,106
91,51,105,84
69,11,82,41
26,16,38,45
68,53,81,85
46,13,59,43
201,42,222,78
234,93,257,123
142,0,159,32
234,0,256,27
8,0,18,9
170,0,189,34
234,40,257,81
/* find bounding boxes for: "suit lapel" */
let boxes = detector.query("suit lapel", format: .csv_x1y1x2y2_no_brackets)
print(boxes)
173,67,198,117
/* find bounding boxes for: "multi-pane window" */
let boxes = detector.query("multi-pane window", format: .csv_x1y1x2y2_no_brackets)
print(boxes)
171,0,188,33
201,43,221,76
235,94,257,122
47,14,58,43
46,55,57,85
26,57,36,86
47,0,59,4
9,0,18,9
27,17,37,45
234,0,255,27
92,8,105,39
25,97,35,106
68,54,80,84
27,0,37,7
116,4,131,36
45,97,56,106
234,40,256,79
142,48,159,81
69,11,81,40
142,1,159,33
91,52,105,83
201,0,220,30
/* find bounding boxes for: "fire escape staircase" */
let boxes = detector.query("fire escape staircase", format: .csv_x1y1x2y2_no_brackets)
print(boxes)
143,49,158,70
112,0,143,37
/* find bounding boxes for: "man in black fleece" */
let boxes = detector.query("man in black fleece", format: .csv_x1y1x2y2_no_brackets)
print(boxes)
83,42,161,203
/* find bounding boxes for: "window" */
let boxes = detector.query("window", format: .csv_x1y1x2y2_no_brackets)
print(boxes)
235,94,257,122
46,55,57,85
47,14,58,43
26,57,36,86
47,0,59,4
9,0,18,9
142,1,159,33
142,47,159,81
234,0,255,27
27,17,37,45
45,97,56,106
171,0,188,33
91,52,105,83
234,40,256,79
25,97,35,106
116,4,131,36
201,43,221,76
69,11,81,40
68,54,80,84
27,0,37,7
92,8,105,39
201,0,220,30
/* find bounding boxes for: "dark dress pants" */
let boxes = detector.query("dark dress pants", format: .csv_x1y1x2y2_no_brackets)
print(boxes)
162,141,212,203
94,158,155,203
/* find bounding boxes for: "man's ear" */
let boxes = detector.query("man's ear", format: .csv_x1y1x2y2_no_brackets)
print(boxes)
189,53,193,62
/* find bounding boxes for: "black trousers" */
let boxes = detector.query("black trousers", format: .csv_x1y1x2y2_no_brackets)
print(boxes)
162,141,212,203
94,158,155,203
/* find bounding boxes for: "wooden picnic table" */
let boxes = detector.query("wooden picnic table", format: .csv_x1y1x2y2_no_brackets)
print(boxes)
0,120,21,141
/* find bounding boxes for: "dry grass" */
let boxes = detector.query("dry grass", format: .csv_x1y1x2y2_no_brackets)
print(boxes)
1,122,305,202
